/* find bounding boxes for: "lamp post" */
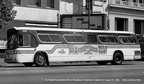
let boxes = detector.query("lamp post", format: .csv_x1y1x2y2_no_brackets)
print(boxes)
86,0,92,29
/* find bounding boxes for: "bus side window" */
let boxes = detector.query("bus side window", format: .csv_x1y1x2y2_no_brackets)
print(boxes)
49,34,62,43
75,35,85,43
23,34,31,47
99,36,109,43
64,34,76,43
31,35,38,47
119,36,136,44
19,35,23,46
38,34,51,43
107,36,118,43
119,37,128,43
127,37,136,43
19,34,31,47
88,35,97,43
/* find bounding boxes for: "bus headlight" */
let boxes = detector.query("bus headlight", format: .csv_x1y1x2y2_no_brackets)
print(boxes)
10,50,18,54
13,50,17,54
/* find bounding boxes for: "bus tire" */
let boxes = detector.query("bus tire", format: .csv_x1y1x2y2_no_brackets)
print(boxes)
97,61,108,65
23,63,33,67
34,53,47,67
111,52,123,65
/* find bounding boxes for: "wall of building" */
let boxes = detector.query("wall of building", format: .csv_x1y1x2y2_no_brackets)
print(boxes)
0,0,60,40
12,0,59,26
108,8,144,32
60,0,83,14
14,6,58,23
108,0,144,34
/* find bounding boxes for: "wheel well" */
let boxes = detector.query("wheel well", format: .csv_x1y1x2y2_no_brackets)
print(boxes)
35,51,49,63
113,50,124,59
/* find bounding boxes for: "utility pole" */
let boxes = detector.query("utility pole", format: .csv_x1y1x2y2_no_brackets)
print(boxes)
86,0,92,29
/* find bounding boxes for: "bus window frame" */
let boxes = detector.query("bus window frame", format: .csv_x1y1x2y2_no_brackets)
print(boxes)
37,33,62,43
48,34,62,43
118,36,137,44
98,35,118,44
74,34,86,43
19,34,32,47
107,35,118,43
63,34,86,44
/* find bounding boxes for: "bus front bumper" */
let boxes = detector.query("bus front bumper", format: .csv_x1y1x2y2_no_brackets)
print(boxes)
4,59,18,63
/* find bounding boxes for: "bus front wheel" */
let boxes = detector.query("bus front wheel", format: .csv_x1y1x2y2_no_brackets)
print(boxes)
111,52,123,65
34,53,47,67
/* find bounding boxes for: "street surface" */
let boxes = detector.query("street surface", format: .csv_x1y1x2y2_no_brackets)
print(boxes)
0,60,144,84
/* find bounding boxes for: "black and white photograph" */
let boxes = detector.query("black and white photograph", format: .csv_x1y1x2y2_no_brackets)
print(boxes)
0,0,144,84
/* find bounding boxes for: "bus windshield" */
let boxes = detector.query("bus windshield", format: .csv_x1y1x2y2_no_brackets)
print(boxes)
7,34,33,50
7,34,18,50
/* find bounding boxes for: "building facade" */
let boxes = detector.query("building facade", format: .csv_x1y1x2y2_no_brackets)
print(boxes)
60,0,144,34
87,0,144,34
1,0,144,39
11,0,59,28
108,0,144,34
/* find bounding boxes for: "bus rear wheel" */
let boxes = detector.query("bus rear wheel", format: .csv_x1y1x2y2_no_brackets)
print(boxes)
34,53,47,67
111,52,123,65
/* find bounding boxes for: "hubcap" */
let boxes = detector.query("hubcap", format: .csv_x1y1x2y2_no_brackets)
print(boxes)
116,55,122,63
37,56,45,64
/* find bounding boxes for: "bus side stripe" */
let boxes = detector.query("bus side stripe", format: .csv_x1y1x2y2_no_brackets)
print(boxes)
46,45,68,54
17,50,34,54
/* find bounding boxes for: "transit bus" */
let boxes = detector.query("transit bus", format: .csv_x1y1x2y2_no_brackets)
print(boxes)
4,27,141,67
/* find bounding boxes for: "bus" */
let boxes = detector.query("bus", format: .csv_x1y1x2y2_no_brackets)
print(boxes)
4,27,141,67
136,34,144,60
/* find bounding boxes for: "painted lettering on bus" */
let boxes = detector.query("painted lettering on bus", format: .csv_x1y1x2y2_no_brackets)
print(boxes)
69,45,107,55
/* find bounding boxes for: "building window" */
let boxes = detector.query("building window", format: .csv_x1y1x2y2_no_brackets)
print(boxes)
12,0,21,5
115,18,128,31
28,0,41,7
134,20,144,34
46,0,54,8
139,0,144,3
133,0,138,3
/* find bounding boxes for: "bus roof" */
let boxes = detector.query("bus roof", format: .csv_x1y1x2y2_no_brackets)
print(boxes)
13,27,135,34
83,30,134,34
13,27,83,32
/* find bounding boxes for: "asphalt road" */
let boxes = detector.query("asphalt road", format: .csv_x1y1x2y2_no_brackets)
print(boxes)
0,61,144,84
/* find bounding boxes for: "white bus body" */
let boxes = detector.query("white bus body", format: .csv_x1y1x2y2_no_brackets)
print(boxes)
5,27,141,66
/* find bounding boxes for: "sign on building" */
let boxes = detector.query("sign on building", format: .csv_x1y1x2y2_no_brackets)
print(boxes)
60,14,106,30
